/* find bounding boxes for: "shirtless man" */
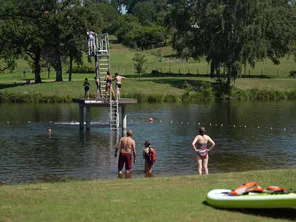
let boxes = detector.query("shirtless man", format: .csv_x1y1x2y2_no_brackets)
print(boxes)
113,73,125,99
114,130,136,178
192,127,215,175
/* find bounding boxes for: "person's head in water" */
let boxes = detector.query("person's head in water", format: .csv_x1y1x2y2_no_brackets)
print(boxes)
199,127,205,136
145,140,150,148
127,130,132,137
48,128,52,136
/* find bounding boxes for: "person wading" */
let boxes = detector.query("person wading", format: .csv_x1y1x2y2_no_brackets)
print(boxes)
192,127,215,175
114,130,136,178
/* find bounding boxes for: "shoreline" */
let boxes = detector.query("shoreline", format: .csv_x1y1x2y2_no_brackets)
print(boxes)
1,87,296,103
1,168,295,186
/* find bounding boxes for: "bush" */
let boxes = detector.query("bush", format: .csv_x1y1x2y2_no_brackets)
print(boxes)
289,70,296,78
70,65,95,73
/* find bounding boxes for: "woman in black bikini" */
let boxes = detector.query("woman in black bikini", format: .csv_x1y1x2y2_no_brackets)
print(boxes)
192,127,215,175
104,71,114,98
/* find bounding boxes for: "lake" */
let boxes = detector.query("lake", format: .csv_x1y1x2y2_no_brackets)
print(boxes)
0,101,296,184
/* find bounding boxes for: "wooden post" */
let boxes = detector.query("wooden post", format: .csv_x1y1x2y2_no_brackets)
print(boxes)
79,104,84,131
86,106,91,131
95,56,100,79
121,105,127,131
122,129,127,137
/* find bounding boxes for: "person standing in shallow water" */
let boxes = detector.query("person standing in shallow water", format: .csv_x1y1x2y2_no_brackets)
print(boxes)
114,130,136,178
143,140,156,174
192,127,215,175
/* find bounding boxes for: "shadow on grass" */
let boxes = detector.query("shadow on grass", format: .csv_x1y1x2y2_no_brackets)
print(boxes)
0,83,20,90
139,71,272,79
203,201,296,221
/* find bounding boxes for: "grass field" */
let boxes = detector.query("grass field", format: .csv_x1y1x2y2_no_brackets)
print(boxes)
0,41,295,102
0,169,295,222
3,41,296,78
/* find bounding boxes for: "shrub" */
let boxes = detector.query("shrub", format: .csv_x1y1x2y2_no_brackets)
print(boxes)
289,70,296,78
70,65,95,73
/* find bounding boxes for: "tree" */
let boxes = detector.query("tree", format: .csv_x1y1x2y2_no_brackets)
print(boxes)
58,2,103,81
124,25,166,49
168,0,296,93
133,53,147,79
0,0,52,83
90,3,119,33
132,1,156,25
112,14,140,43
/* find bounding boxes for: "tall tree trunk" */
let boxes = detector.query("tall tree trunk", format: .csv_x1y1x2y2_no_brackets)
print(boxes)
227,65,232,93
55,47,63,81
210,61,215,78
34,47,42,83
68,55,73,81
54,16,63,82
47,63,51,78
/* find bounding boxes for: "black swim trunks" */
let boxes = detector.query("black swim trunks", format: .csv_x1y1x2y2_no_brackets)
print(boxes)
116,83,121,88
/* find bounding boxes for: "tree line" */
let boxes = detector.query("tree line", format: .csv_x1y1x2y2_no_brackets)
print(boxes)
0,0,295,91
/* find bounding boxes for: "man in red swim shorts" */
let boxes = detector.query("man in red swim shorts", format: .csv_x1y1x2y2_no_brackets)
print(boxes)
114,130,136,178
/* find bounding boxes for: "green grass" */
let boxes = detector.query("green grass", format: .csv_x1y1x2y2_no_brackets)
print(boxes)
0,41,296,102
0,169,295,222
4,40,296,78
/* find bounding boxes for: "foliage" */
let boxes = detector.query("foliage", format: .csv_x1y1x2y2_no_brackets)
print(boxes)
132,1,156,25
289,71,296,78
111,14,141,43
90,3,119,33
168,0,296,94
123,25,166,49
0,0,104,82
132,53,147,79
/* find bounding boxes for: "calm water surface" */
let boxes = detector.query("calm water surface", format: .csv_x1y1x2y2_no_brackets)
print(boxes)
0,101,296,184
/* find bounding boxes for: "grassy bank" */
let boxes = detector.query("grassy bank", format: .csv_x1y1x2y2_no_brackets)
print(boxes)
1,74,296,102
0,169,295,222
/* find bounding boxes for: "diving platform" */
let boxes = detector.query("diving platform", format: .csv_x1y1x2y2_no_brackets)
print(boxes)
72,98,137,131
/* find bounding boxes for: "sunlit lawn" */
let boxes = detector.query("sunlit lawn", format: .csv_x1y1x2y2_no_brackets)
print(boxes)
0,169,295,222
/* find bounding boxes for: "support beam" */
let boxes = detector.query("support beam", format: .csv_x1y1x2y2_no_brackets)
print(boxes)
86,106,91,131
79,104,84,131
121,105,127,131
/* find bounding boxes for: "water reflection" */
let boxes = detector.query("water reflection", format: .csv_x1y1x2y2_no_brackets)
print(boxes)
0,101,296,184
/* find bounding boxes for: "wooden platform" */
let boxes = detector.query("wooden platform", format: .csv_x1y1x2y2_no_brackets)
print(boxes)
72,98,137,107
72,97,137,131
